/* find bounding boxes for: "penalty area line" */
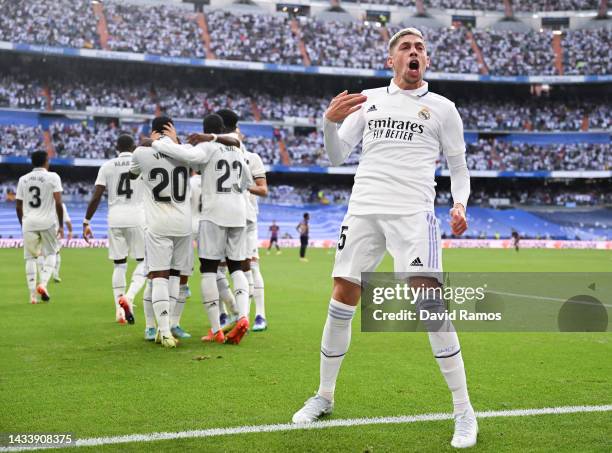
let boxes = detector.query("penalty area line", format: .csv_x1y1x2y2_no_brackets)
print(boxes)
1,404,611,452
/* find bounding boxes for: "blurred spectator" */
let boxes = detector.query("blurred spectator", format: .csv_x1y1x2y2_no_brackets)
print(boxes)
0,0,98,48
207,11,302,64
105,2,205,57
0,125,44,156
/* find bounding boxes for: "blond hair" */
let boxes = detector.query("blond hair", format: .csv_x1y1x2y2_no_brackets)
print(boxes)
388,27,425,52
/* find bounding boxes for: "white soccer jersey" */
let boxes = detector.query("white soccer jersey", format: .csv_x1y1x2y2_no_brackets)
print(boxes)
323,80,466,215
16,168,63,232
130,138,192,236
243,147,266,221
189,174,202,234
152,138,251,228
95,152,145,228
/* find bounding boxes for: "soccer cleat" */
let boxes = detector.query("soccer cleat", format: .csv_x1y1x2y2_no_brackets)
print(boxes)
144,327,156,341
185,286,192,299
451,407,478,449
201,329,225,344
118,296,135,325
171,325,191,339
53,276,62,283
299,257,308,262
155,329,179,347
115,307,126,324
226,317,249,345
161,335,179,348
219,313,229,330
30,294,38,304
36,284,50,302
276,250,282,255
252,315,268,332
292,394,334,423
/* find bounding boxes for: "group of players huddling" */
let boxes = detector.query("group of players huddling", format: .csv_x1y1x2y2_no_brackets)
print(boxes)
17,108,270,348
16,28,480,448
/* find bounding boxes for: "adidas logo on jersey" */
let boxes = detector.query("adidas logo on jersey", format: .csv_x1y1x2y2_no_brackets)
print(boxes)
367,105,377,112
410,257,423,267
160,310,168,316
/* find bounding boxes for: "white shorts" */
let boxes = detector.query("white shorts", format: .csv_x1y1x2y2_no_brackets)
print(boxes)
199,220,247,261
247,220,259,259
23,227,59,259
144,230,192,272
180,233,196,276
108,226,145,261
332,212,442,284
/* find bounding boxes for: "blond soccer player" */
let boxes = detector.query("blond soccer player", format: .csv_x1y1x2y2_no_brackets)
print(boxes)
291,28,476,448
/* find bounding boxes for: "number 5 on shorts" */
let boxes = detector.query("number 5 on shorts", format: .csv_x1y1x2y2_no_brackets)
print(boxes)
338,225,348,250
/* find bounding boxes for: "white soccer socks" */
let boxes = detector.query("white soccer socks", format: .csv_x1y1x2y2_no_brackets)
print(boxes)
245,269,254,300
318,299,356,402
230,270,250,320
125,260,146,302
151,277,170,336
112,262,127,307
216,268,237,315
53,253,61,280
39,254,56,287
143,279,156,329
201,272,221,333
251,261,266,319
25,258,37,296
428,330,471,415
168,275,180,328
171,284,188,328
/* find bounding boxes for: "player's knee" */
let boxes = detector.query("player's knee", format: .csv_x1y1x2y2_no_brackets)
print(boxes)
114,258,127,265
241,259,251,272
332,277,361,306
169,269,181,277
226,259,242,274
200,259,220,274
179,275,189,285
149,270,169,279
415,297,455,333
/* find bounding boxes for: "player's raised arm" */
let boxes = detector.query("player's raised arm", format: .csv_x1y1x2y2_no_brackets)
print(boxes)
441,104,470,236
323,90,367,166
187,132,240,148
153,135,214,166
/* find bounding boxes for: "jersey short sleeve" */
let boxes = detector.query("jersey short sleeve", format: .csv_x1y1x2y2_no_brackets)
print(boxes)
95,165,107,186
249,153,266,178
51,173,63,193
16,177,24,201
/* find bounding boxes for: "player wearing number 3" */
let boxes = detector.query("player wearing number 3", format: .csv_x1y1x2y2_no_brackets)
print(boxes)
292,28,477,449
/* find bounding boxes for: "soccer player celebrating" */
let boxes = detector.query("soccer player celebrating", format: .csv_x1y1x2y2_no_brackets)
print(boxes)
15,151,64,304
83,135,147,327
291,28,476,448
216,109,269,332
151,115,249,344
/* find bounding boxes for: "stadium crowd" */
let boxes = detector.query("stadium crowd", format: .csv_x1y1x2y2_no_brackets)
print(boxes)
0,2,608,75
105,2,205,57
1,73,609,131
424,0,599,11
2,179,608,208
1,123,610,171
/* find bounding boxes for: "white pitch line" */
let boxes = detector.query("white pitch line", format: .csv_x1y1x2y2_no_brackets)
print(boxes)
1,404,611,452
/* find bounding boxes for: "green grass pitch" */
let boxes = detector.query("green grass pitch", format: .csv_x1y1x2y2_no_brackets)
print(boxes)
1,248,610,452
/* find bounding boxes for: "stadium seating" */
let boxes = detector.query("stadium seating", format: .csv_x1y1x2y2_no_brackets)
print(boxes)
0,1,608,75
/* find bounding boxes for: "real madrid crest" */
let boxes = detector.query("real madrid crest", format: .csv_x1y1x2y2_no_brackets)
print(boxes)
418,107,431,120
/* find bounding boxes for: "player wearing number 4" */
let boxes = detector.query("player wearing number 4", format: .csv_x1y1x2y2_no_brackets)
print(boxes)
16,151,64,304
84,135,146,327
292,28,477,449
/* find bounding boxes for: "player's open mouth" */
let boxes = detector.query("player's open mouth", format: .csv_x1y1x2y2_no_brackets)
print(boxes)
409,60,420,70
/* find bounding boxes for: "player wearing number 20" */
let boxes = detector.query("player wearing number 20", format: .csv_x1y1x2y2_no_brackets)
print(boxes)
84,135,146,326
